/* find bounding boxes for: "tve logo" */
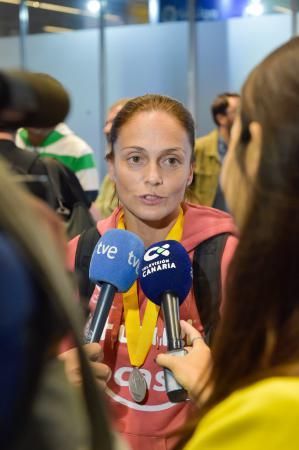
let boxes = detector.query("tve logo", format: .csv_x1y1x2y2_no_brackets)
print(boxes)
144,243,170,262
96,241,118,259
96,243,141,274
128,251,140,275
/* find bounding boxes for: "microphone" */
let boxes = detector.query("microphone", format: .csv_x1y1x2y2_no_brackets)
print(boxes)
85,229,145,343
139,240,192,402
0,71,70,129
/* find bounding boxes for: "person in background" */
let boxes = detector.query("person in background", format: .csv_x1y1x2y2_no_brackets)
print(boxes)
0,128,49,176
15,74,99,204
0,128,92,218
188,92,239,211
95,98,130,218
65,94,238,450
157,37,299,450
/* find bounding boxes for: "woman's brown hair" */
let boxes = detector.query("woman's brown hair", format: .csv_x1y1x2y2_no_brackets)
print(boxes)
108,94,195,161
0,160,113,449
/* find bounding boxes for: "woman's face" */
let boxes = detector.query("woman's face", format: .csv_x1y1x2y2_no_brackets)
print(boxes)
108,110,193,225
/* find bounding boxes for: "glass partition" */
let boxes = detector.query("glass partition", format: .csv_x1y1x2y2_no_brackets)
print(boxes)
0,0,297,179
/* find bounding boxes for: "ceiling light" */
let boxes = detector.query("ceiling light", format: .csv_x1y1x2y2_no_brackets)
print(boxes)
0,0,19,4
149,0,159,23
28,1,81,15
0,0,99,17
19,3,28,21
86,0,100,15
43,25,73,33
273,6,290,14
244,0,264,17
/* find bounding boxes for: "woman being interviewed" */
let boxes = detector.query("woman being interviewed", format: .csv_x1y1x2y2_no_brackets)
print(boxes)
157,37,299,449
67,94,237,450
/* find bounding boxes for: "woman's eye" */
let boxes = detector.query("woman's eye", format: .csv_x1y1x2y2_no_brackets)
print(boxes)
164,157,180,166
128,155,142,164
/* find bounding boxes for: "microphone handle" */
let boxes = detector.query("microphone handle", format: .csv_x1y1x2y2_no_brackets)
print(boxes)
84,283,117,343
161,292,188,402
162,292,183,351
164,349,188,402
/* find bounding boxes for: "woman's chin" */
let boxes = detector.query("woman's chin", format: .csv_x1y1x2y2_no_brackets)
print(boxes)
135,208,180,228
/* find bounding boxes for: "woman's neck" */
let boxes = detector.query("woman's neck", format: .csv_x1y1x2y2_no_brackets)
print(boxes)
123,209,181,248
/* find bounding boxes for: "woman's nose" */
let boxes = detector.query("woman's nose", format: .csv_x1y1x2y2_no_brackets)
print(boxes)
144,162,163,185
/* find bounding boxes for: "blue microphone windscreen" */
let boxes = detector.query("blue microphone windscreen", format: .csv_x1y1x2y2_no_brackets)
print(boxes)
89,229,145,292
139,240,192,305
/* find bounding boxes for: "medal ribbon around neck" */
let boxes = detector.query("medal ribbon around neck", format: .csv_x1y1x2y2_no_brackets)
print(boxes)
118,207,184,367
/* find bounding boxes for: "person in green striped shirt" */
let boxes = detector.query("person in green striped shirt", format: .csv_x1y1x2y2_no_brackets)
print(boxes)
16,122,99,204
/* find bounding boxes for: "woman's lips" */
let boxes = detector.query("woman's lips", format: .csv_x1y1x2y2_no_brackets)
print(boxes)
139,194,165,205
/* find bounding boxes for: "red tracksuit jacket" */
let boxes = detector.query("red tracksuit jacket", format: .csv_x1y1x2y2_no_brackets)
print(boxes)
68,203,238,450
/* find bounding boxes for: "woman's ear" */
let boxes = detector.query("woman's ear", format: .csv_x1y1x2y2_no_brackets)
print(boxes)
187,164,194,187
246,121,262,180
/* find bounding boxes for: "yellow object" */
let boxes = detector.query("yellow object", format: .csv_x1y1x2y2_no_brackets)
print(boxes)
187,129,221,207
118,208,184,367
184,377,299,450
95,175,118,218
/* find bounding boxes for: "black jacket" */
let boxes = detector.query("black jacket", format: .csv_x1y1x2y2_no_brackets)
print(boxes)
0,139,91,211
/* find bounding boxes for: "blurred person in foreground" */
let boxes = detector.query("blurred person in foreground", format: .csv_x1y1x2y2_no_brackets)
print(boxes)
157,37,299,450
0,161,123,450
95,98,130,218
